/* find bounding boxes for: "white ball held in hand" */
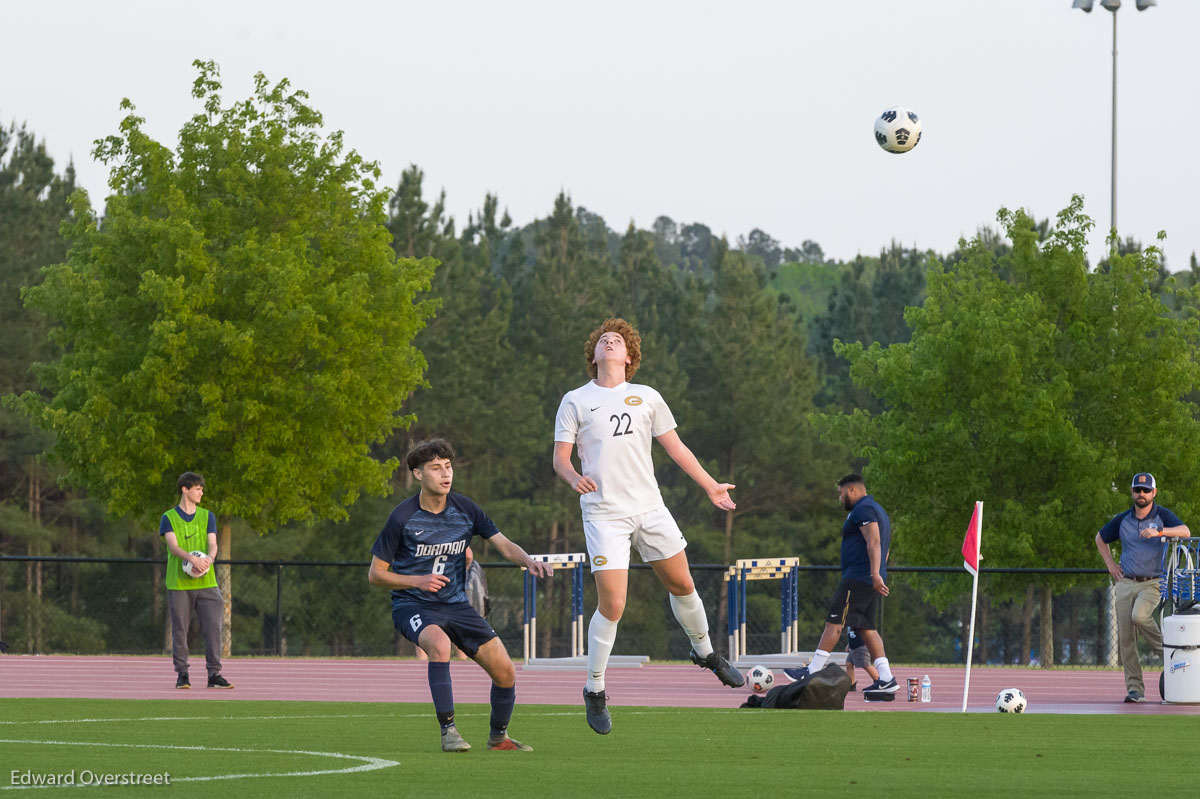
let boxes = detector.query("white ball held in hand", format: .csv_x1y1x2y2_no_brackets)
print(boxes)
182,551,207,578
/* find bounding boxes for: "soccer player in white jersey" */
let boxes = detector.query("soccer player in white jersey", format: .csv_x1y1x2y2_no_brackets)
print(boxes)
553,318,745,735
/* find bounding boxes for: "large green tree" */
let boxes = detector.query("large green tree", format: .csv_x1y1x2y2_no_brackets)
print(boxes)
810,242,930,412
676,242,833,634
0,122,105,654
0,122,78,551
7,62,436,651
817,197,1200,662
387,167,543,504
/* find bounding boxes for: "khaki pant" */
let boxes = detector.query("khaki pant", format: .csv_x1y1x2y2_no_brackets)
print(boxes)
1114,577,1162,694
168,586,223,677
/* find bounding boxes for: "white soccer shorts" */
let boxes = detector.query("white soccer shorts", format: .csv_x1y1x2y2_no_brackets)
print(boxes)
582,506,687,571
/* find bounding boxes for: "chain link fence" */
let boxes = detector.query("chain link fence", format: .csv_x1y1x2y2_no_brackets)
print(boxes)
0,556,1155,669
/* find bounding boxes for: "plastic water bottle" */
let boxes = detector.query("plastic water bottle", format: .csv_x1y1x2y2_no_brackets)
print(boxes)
920,674,932,702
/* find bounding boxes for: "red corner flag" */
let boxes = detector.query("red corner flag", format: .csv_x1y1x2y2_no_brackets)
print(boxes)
962,502,982,576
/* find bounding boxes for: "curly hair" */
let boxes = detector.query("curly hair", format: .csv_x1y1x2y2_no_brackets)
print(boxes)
584,318,642,381
406,438,456,472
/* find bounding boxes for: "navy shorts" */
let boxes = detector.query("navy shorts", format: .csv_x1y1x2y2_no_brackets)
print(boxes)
392,600,498,657
825,578,881,630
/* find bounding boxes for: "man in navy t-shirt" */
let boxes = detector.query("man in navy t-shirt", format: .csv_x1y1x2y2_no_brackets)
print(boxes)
368,438,552,753
1095,472,1191,703
784,474,900,698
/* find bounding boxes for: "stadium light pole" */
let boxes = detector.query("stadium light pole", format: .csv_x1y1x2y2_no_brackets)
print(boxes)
1071,0,1157,249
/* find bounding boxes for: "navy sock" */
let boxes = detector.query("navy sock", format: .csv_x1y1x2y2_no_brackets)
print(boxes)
428,662,454,729
489,684,515,738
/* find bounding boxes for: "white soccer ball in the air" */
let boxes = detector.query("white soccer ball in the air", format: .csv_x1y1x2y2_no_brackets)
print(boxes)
874,106,922,154
995,688,1027,713
182,551,207,578
747,665,775,694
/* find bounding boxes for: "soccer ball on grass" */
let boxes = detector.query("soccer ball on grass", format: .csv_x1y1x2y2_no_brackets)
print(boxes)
874,106,922,154
995,688,1027,713
746,665,775,694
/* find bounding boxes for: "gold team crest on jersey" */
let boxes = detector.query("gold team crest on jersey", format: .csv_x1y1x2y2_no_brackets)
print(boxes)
593,555,608,566
624,396,642,406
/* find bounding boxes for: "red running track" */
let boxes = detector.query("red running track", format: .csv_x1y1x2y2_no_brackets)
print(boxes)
2,656,1198,714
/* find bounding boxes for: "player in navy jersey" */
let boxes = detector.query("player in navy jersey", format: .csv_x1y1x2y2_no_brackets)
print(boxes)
783,474,899,697
368,438,552,753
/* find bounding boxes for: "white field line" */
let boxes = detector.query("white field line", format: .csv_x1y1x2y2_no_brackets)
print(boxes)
0,740,399,790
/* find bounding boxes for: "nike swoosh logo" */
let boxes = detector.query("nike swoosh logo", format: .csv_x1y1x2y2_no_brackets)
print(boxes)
590,406,601,411
413,530,425,537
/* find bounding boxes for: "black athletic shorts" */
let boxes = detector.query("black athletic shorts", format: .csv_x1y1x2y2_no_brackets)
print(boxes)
392,600,498,657
825,578,881,630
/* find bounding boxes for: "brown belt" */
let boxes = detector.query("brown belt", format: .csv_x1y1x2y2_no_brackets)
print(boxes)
1127,575,1157,582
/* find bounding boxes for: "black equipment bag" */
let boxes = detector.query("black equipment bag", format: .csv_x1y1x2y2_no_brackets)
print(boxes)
739,663,852,710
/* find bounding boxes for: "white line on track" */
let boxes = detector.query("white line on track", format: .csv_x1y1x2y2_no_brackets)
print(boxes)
0,714,389,726
0,707,742,729
0,740,399,790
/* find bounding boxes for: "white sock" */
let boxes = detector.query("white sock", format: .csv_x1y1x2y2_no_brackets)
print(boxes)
585,610,619,693
808,649,830,671
669,591,714,658
874,657,893,682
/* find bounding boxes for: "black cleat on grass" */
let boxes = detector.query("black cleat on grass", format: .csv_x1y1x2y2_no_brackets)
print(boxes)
689,650,746,688
583,688,612,735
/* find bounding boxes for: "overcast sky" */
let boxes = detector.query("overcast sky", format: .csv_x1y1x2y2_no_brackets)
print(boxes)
5,0,1198,269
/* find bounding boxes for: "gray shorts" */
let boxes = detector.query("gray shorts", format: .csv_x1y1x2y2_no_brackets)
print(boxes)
847,645,872,669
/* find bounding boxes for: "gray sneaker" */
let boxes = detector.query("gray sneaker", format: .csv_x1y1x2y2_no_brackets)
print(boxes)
689,650,746,688
440,725,471,752
1124,690,1144,704
583,688,612,735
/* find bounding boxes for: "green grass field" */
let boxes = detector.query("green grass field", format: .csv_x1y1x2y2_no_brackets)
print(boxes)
0,699,1192,797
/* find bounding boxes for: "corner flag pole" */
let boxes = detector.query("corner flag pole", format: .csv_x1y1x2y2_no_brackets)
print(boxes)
961,501,983,714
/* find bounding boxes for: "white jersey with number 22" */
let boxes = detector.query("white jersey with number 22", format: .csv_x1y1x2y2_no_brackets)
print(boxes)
554,381,677,521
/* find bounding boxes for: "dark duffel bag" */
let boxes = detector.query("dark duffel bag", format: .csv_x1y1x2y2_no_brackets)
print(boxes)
739,663,852,710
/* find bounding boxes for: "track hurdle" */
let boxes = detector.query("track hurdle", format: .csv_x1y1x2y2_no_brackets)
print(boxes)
521,552,648,670
726,558,798,668
725,557,845,669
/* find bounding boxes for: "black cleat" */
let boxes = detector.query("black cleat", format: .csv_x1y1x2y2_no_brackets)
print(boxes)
206,673,234,689
583,688,612,735
690,650,746,688
175,672,190,689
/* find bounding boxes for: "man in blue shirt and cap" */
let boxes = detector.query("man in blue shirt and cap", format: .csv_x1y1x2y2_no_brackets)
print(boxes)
1095,472,1191,703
